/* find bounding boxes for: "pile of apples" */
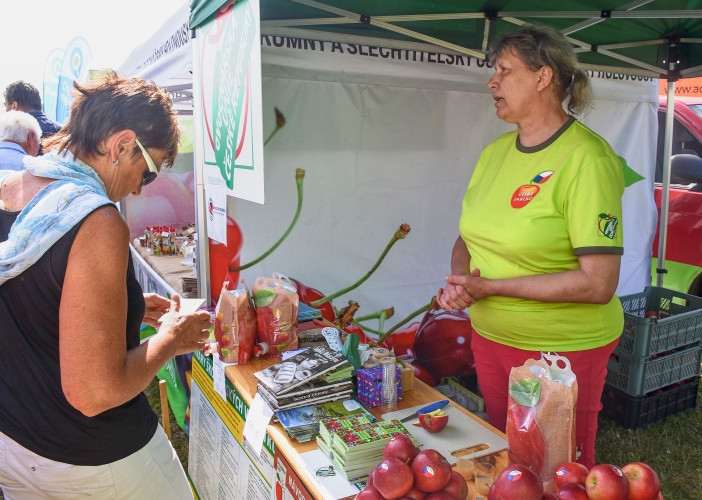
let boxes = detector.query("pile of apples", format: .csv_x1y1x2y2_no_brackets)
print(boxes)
547,461,661,500
485,460,662,500
357,434,468,500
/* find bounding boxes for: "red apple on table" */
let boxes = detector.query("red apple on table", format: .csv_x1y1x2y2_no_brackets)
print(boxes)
585,465,629,500
439,470,468,500
489,464,543,500
411,449,452,493
403,486,428,500
383,433,418,465
622,462,660,500
374,457,414,499
554,462,589,488
357,484,384,500
418,410,449,433
557,483,589,500
366,468,376,487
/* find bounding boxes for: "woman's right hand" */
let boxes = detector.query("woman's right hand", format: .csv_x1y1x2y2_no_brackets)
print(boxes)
159,308,212,356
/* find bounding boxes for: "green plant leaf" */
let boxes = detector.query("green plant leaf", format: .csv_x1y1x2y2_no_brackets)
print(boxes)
253,288,276,307
508,379,541,407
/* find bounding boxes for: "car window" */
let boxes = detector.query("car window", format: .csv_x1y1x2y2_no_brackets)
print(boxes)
656,111,702,182
690,104,702,120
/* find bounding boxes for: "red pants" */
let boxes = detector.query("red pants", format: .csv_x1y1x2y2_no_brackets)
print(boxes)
471,330,619,469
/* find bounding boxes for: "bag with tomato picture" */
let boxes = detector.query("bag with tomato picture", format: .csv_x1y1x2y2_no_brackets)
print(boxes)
252,273,299,356
506,354,578,487
212,280,257,364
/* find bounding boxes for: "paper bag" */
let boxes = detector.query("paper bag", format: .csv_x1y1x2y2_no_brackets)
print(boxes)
506,354,578,485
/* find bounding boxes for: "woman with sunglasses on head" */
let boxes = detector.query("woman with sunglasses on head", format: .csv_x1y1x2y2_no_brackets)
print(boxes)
0,74,209,498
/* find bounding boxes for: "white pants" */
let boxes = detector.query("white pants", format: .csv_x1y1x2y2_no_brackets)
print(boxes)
0,425,193,499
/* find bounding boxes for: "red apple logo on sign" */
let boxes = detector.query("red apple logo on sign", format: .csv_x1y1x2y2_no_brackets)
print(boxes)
510,170,554,209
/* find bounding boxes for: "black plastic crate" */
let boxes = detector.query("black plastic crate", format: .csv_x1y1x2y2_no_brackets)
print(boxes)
600,377,700,429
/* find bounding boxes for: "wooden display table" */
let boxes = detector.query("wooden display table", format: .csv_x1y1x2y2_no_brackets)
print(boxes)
187,351,507,500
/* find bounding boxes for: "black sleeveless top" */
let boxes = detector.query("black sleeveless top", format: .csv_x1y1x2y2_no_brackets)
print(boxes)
0,206,157,465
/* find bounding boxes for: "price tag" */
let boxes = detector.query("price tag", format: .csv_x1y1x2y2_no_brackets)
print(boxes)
243,393,274,454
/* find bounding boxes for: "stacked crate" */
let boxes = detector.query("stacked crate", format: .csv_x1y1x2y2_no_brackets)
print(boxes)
601,287,702,429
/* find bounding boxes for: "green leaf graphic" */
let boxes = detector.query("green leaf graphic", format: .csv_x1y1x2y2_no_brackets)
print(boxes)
619,156,645,187
253,288,276,307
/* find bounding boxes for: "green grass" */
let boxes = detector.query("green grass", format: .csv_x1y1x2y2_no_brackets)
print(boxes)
595,383,702,499
144,377,190,473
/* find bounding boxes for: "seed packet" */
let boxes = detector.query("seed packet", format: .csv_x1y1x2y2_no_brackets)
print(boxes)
252,274,299,356
212,280,257,364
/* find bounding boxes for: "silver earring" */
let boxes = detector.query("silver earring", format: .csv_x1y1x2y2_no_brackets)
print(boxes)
112,159,119,165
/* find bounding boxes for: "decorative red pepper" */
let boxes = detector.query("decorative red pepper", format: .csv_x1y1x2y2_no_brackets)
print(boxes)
209,216,243,304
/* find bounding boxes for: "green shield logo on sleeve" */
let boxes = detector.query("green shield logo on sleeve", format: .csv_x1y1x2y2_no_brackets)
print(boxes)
598,213,619,239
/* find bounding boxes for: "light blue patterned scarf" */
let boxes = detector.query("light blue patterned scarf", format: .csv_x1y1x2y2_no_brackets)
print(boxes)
0,150,114,286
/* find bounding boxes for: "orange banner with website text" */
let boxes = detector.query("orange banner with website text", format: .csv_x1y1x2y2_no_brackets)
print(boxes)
659,77,702,97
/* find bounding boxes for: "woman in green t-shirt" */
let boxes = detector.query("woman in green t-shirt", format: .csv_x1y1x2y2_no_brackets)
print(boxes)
437,24,624,469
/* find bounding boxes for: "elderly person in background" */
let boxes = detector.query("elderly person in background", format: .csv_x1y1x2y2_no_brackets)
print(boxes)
437,24,624,469
0,75,209,498
4,81,62,152
0,110,41,170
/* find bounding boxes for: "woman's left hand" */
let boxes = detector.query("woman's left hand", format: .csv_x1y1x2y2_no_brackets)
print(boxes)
445,269,492,303
143,293,179,327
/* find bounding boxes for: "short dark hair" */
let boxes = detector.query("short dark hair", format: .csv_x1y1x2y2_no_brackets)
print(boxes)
44,73,180,167
4,81,42,111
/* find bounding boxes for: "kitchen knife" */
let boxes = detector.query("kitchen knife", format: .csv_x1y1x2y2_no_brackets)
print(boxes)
399,399,450,423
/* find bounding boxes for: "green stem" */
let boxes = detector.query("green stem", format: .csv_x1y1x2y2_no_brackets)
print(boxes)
352,322,382,336
377,300,433,344
263,125,280,146
229,169,305,272
310,224,411,307
354,308,394,323
378,311,387,333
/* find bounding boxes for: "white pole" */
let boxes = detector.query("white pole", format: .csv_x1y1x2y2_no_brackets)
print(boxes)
656,78,676,287
192,28,212,304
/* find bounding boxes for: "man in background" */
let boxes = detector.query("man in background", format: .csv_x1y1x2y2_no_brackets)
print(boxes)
4,81,62,154
0,111,41,170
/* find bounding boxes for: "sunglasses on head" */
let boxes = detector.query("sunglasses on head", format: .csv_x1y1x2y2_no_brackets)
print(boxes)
135,138,159,187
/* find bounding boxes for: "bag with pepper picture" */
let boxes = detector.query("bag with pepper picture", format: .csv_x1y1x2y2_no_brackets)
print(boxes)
506,354,578,490
253,273,299,355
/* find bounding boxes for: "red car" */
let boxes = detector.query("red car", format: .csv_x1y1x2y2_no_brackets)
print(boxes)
652,96,702,295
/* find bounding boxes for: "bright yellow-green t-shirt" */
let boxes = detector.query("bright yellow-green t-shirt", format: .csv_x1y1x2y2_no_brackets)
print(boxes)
459,117,624,352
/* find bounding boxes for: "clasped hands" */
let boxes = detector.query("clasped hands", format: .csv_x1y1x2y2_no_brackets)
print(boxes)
437,268,490,311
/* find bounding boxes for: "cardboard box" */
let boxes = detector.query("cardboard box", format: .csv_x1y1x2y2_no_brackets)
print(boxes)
398,359,415,392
